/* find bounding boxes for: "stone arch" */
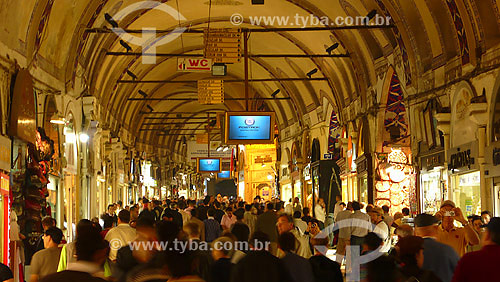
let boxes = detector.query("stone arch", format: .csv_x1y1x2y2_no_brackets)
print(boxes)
450,81,477,147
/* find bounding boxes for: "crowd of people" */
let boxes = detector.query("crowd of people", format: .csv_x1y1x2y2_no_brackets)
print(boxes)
0,194,498,282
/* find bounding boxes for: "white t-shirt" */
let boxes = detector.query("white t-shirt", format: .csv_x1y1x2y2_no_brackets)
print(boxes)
105,223,137,261
333,202,343,220
374,220,391,253
314,204,326,223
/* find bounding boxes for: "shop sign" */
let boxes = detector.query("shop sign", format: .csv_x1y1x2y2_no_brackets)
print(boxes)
355,154,369,174
448,141,478,172
0,135,11,172
304,164,311,181
485,141,500,178
420,151,445,171
336,158,347,175
8,69,36,144
187,141,231,160
0,173,9,195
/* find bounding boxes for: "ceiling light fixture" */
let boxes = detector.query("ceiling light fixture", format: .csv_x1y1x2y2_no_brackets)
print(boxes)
223,146,229,152
326,42,339,55
119,40,132,52
364,9,377,24
306,68,318,79
79,133,90,143
50,115,66,125
271,89,280,98
212,63,227,76
126,70,137,80
104,13,119,28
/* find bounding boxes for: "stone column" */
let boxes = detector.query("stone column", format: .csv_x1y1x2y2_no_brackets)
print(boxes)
468,103,491,212
435,113,451,199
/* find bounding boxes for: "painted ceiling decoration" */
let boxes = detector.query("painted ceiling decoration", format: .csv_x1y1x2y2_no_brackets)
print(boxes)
383,71,408,147
445,0,470,65
327,110,340,155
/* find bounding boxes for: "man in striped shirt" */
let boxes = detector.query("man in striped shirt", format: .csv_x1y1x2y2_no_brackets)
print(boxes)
204,208,221,242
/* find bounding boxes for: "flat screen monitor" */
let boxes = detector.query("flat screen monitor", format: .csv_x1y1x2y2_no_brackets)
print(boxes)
217,171,231,179
197,158,222,173
225,112,275,144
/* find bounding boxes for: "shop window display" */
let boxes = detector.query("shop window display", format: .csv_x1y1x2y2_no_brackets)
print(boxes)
11,128,55,265
451,171,481,216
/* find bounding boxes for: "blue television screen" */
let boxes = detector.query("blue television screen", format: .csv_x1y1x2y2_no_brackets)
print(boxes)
198,158,221,172
218,171,230,178
228,115,271,140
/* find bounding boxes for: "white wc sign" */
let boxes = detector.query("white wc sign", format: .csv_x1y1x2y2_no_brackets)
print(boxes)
178,58,212,72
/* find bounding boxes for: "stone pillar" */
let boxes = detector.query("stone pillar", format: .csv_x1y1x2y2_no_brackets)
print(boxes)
468,103,491,212
435,113,451,199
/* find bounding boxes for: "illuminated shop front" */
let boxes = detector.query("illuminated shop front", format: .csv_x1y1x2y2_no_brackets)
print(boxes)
142,161,158,199
290,142,303,202
339,135,358,203
419,151,446,214
448,141,481,216
374,70,416,214
241,144,276,202
375,148,416,213
355,118,372,206
486,141,500,216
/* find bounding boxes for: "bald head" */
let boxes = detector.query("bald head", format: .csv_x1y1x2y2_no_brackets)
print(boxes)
414,224,439,237
395,224,414,238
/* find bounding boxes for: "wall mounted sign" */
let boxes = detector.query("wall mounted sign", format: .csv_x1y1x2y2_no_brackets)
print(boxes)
447,141,478,172
177,57,212,72
0,135,11,172
204,28,242,63
355,154,369,174
198,79,224,104
420,150,445,171
8,69,36,144
485,141,500,178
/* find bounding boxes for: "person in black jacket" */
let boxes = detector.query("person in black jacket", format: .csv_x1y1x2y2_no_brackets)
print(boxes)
397,236,441,282
139,199,157,222
230,232,290,282
210,237,234,282
309,237,343,282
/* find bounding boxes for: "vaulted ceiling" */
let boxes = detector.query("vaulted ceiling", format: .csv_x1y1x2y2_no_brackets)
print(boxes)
1,0,499,154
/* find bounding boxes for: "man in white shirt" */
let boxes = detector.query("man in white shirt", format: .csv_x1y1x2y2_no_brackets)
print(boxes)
347,201,371,254
293,211,308,235
284,199,293,214
314,198,326,226
367,206,390,253
333,195,343,220
276,214,312,258
105,209,137,261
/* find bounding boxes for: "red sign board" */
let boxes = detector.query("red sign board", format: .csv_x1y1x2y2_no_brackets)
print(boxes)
178,58,212,72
